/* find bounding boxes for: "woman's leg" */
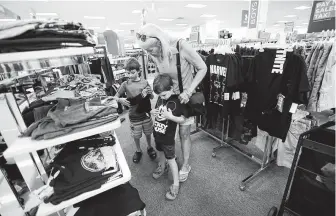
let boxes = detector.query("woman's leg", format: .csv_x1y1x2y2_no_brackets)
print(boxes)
179,124,192,171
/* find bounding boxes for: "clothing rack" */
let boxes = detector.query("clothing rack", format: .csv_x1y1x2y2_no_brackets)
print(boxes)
0,47,131,216
192,116,275,191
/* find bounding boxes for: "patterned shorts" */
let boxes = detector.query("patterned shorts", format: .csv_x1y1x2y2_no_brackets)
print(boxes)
130,118,153,139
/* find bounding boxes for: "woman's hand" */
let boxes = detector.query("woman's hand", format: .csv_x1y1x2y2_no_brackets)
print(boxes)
179,91,190,104
118,98,130,107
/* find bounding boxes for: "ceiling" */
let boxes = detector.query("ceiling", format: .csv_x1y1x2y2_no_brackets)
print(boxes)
0,0,313,37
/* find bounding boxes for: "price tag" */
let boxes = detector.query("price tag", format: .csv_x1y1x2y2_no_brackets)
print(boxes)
235,92,240,100
289,103,298,114
224,93,230,100
276,94,285,113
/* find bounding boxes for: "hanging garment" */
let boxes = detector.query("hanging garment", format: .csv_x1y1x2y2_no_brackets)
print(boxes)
245,49,310,141
317,43,336,111
103,30,120,56
307,43,333,111
305,44,317,67
307,44,323,90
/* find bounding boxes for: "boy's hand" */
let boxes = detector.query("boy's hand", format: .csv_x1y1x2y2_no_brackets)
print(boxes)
161,107,173,119
150,109,160,116
142,86,153,97
118,98,130,107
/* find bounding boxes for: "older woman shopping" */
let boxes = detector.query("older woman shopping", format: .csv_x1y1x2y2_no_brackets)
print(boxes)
136,23,207,182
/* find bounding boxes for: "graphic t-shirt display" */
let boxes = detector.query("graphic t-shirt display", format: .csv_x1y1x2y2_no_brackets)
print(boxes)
245,48,310,141
153,95,187,145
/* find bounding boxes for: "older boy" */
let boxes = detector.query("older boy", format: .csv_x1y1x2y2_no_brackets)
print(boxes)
114,57,156,163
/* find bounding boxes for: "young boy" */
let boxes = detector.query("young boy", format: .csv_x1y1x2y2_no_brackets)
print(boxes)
114,57,157,163
151,74,187,201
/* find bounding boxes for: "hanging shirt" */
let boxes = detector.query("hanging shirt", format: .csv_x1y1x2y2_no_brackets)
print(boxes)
153,95,187,145
245,49,310,141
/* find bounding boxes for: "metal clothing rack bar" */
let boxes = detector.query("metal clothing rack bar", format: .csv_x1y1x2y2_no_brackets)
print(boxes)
192,116,276,191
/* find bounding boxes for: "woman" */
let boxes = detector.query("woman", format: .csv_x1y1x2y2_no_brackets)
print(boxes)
136,23,207,182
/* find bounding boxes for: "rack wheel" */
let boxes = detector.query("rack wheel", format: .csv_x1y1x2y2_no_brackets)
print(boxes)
267,207,278,216
239,184,246,191
212,152,216,157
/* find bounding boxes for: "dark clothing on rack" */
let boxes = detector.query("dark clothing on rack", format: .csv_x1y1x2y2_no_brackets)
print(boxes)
245,49,310,141
74,183,146,216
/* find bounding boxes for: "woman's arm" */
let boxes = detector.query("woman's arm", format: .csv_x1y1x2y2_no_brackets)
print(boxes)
181,40,207,94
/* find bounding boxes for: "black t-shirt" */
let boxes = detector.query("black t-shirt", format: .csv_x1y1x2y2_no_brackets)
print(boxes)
245,49,309,141
153,95,187,145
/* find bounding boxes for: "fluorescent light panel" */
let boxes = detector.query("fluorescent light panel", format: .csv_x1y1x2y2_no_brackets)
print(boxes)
284,15,297,18
176,23,188,26
84,16,106,20
159,18,174,21
303,22,308,25
277,20,288,23
132,10,141,14
273,24,280,27
120,22,136,25
185,4,207,8
294,6,311,10
201,14,216,18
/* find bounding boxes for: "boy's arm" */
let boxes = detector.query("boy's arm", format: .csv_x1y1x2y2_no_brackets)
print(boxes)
114,82,126,99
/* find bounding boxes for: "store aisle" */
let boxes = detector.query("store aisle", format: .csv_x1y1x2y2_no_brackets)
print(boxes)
116,113,289,216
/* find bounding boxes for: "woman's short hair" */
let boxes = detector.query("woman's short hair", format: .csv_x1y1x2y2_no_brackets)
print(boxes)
153,74,173,94
124,57,140,71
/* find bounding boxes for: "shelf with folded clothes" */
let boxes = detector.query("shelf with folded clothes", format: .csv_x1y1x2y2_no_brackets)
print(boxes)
3,96,121,159
24,133,131,216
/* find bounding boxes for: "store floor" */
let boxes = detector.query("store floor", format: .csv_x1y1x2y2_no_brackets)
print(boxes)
115,75,289,216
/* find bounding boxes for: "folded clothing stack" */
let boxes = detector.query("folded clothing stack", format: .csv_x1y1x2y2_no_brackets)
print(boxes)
0,19,95,53
22,98,118,140
39,134,120,205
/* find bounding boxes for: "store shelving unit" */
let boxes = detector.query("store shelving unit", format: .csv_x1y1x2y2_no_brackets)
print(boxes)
0,47,132,216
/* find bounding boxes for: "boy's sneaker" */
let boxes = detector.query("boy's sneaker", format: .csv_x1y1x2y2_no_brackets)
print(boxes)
165,184,179,201
147,147,157,160
152,162,168,179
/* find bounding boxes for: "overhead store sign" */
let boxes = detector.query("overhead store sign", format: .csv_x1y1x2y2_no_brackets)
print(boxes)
190,25,200,43
284,22,294,33
241,10,249,27
248,0,259,29
308,0,335,33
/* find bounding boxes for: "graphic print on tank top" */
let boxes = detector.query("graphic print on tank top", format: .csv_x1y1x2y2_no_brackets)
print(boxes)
81,148,107,172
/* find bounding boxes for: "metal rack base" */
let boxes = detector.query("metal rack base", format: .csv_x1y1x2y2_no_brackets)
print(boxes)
193,117,276,191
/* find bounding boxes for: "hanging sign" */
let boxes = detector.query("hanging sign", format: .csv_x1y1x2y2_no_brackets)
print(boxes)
241,10,249,27
248,0,259,29
284,22,295,33
190,25,200,43
308,0,335,33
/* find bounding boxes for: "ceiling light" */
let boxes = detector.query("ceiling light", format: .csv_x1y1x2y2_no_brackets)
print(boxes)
294,6,311,10
200,14,216,18
132,10,141,14
0,19,16,22
303,22,308,25
284,15,297,18
159,18,174,21
185,4,207,8
87,27,100,29
277,20,288,23
84,16,106,20
273,24,280,27
120,22,136,25
296,25,303,28
176,23,188,26
34,12,58,16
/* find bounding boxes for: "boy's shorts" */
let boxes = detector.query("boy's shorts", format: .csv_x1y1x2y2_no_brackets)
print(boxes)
130,117,153,139
155,140,175,160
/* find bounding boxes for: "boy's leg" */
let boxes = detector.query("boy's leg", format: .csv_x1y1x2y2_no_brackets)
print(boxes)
143,118,157,160
130,121,143,163
167,158,179,187
152,143,168,179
